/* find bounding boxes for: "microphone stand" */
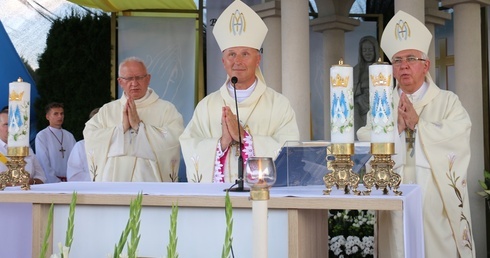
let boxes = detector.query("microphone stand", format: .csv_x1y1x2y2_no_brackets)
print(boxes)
227,76,249,192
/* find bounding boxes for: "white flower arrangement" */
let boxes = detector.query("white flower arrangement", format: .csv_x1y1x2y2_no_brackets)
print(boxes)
328,210,375,258
329,235,374,257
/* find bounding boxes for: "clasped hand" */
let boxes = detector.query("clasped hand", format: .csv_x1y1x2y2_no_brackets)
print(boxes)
220,106,244,150
397,93,419,133
123,97,141,132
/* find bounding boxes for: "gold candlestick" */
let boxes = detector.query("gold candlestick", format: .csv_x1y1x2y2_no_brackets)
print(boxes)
1,77,32,190
323,143,360,195
0,146,31,190
363,143,401,195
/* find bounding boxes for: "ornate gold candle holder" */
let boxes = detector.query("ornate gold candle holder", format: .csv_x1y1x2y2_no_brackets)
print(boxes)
323,143,360,195
246,157,276,200
0,147,31,190
362,143,402,195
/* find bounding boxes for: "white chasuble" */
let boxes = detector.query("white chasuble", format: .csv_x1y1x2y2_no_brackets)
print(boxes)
357,78,475,258
180,79,299,183
83,89,184,182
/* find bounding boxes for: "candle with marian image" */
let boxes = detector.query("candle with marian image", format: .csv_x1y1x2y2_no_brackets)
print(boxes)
330,59,354,144
368,61,394,143
8,77,31,148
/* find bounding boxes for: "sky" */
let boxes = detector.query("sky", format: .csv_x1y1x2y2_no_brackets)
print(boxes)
0,0,97,70
0,0,363,70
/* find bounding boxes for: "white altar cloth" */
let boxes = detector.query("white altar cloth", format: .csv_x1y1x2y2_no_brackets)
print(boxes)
0,182,423,258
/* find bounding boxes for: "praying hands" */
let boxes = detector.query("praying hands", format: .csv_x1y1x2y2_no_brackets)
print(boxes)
397,93,419,133
123,96,141,133
220,106,244,150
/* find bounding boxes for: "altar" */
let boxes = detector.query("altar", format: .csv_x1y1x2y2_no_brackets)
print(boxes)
0,182,423,258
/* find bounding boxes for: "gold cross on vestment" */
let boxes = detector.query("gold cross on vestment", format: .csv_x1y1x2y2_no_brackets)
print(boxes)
405,128,415,150
233,141,241,157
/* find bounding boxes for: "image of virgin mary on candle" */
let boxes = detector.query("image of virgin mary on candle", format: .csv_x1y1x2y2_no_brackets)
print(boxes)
371,89,392,133
8,99,29,141
331,91,352,130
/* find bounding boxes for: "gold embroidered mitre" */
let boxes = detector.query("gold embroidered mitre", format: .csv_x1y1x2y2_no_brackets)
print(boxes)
380,10,432,59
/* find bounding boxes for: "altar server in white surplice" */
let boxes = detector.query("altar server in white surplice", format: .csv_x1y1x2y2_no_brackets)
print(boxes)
357,11,475,258
35,102,76,183
179,0,299,183
83,57,184,182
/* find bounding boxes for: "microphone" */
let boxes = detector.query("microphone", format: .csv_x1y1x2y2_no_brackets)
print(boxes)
227,76,249,192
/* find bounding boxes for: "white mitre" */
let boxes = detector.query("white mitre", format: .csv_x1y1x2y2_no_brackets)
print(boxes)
213,0,267,51
380,10,432,60
212,0,268,83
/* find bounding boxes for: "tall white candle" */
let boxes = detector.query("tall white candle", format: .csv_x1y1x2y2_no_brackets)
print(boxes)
368,63,394,143
253,200,268,258
8,78,31,148
330,60,354,144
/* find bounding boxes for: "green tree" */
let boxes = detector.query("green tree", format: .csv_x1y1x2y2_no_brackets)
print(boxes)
20,56,38,84
35,11,112,141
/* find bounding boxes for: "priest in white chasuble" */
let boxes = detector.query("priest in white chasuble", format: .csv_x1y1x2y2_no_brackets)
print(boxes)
357,11,475,258
179,0,299,183
83,57,184,182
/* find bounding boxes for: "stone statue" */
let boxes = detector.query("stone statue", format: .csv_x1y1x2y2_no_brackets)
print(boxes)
353,36,379,139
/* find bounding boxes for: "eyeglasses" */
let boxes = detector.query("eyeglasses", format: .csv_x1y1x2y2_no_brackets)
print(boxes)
391,56,426,66
119,74,148,82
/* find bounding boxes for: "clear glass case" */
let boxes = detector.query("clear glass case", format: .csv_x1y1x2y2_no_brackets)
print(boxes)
274,141,371,187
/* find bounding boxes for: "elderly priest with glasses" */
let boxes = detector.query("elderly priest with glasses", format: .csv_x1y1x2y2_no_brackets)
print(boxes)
357,11,475,258
83,57,184,182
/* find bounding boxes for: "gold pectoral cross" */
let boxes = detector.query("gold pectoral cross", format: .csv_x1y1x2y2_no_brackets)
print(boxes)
234,141,240,157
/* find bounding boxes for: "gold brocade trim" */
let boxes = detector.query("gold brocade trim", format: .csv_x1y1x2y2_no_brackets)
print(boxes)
250,187,270,200
330,143,354,155
7,147,29,157
370,143,394,155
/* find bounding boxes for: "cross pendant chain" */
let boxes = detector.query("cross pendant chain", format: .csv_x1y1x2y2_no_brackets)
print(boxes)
48,127,65,158
59,146,66,158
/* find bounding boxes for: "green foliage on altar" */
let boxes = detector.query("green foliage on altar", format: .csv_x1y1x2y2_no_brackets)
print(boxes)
41,191,236,258
34,11,112,141
113,192,143,258
221,191,233,258
478,170,490,201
